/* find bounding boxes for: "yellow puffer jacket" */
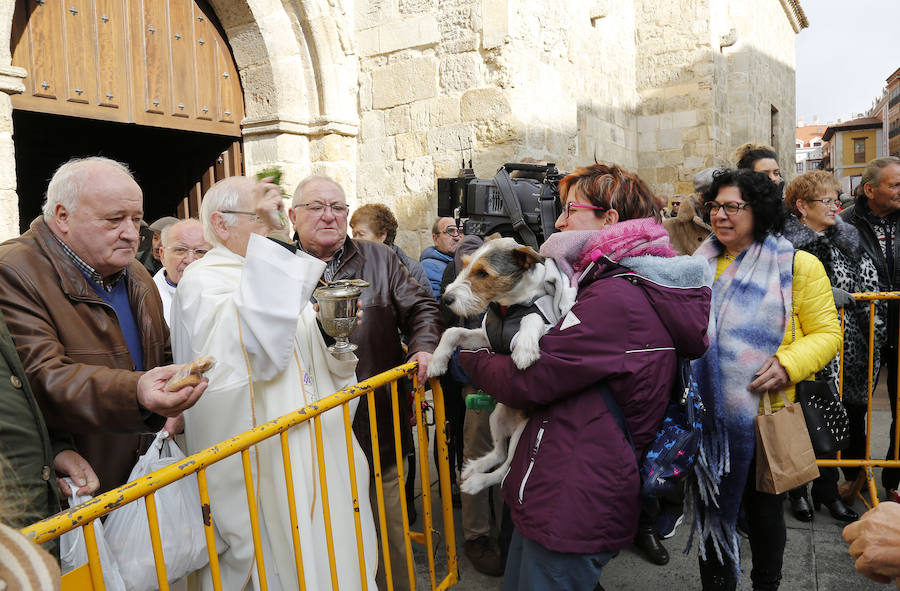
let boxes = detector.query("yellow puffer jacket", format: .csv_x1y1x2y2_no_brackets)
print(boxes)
716,250,841,411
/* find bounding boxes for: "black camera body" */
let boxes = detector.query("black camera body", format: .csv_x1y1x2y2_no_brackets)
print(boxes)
437,162,564,249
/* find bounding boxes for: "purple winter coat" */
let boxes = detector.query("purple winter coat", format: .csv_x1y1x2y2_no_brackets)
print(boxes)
458,257,711,554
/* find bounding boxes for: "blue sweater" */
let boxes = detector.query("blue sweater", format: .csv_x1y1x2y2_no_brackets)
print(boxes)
86,278,144,371
419,246,453,297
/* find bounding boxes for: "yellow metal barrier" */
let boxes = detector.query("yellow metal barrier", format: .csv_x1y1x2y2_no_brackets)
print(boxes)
22,363,459,591
818,291,900,510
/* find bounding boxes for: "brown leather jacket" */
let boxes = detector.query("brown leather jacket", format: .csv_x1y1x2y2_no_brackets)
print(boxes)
0,218,169,493
329,239,443,467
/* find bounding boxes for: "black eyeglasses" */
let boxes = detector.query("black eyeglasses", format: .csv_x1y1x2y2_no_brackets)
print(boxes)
441,227,461,237
703,201,751,216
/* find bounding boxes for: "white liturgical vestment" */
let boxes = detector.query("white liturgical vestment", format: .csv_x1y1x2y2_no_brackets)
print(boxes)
171,234,377,591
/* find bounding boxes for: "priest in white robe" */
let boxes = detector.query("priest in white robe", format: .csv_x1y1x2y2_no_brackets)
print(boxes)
170,176,377,591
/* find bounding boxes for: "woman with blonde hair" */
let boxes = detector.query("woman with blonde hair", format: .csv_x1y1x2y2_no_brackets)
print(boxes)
783,170,883,521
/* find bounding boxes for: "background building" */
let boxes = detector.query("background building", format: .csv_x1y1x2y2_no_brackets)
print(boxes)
795,120,826,174
0,0,807,254
822,116,885,195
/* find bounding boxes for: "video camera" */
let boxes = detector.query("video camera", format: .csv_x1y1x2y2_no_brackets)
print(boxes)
436,162,565,249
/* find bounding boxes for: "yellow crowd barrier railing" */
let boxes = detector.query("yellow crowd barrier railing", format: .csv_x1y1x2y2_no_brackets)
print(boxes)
818,291,900,510
21,362,459,591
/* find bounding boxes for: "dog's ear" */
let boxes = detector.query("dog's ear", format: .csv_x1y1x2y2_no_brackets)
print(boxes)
485,233,502,242
513,246,544,269
461,253,472,267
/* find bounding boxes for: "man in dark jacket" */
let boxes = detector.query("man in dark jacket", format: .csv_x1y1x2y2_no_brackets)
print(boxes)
840,156,900,498
0,157,208,495
290,175,443,591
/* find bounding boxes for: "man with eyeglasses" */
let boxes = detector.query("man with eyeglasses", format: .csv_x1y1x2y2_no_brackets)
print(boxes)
290,175,443,591
420,217,462,298
152,218,211,326
170,176,379,590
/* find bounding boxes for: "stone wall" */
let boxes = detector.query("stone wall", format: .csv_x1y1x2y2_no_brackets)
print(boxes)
724,0,798,179
633,0,800,197
0,0,803,246
355,0,642,257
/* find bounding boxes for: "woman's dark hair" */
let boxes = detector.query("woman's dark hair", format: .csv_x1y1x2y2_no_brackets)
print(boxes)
735,142,779,171
558,163,661,222
702,168,786,242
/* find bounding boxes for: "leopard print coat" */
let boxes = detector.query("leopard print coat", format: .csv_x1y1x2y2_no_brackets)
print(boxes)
783,214,885,405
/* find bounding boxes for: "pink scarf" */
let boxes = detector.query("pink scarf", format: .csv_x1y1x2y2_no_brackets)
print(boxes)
539,218,677,286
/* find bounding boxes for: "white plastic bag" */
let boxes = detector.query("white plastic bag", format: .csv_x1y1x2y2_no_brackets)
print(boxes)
104,431,217,591
59,477,127,591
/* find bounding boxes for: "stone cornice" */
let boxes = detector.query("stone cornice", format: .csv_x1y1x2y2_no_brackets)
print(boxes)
779,0,809,34
241,114,359,138
0,65,26,95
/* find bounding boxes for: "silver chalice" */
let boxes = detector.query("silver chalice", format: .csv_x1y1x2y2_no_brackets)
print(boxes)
313,279,369,353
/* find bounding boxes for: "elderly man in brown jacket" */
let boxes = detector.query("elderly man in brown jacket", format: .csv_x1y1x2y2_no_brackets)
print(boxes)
290,175,443,591
0,157,208,495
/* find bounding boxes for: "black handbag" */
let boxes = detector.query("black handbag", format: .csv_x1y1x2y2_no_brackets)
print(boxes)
789,301,850,456
795,380,850,455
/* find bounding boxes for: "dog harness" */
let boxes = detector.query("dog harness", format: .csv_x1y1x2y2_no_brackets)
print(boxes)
484,297,554,354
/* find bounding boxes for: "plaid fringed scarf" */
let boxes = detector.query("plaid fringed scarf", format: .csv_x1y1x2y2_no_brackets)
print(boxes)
686,233,794,579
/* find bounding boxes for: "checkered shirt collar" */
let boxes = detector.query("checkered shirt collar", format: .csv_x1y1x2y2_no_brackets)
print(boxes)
51,233,127,292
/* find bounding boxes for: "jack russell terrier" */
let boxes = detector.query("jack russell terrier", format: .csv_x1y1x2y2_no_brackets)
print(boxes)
428,235,576,494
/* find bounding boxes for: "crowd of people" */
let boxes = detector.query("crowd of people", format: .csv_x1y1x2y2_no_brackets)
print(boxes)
2,149,900,590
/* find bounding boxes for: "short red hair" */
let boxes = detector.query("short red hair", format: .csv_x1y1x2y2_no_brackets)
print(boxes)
559,164,661,222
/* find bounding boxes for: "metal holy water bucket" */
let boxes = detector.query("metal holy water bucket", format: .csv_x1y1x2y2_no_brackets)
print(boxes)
313,279,369,353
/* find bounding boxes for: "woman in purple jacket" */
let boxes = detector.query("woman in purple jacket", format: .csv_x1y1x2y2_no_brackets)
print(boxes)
456,163,712,590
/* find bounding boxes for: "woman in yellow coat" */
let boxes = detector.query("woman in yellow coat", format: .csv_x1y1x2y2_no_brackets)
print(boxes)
691,168,840,591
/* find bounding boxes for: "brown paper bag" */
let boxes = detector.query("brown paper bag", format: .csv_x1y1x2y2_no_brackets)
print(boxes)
755,391,820,494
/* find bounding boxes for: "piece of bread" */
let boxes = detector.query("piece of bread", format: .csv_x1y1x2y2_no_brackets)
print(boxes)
164,355,215,391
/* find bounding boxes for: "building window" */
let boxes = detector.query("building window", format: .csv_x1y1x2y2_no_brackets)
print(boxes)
853,138,867,163
796,161,804,174
812,140,822,147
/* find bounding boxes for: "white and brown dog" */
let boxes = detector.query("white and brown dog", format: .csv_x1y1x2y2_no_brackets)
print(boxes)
428,235,576,494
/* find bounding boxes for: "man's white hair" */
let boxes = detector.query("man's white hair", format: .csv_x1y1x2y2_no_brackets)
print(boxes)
200,176,249,246
42,157,134,218
161,218,202,247
292,175,346,205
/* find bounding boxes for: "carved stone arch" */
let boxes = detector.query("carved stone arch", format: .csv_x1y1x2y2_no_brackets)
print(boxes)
210,0,359,193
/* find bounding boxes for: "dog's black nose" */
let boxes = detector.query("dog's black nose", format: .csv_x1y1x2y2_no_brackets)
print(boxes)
443,293,455,307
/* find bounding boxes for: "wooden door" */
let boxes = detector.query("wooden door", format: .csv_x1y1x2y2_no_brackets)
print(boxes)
11,0,243,137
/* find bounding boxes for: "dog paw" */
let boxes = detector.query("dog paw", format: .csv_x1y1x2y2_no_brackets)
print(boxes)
510,345,540,370
460,473,491,496
427,354,450,378
460,459,477,481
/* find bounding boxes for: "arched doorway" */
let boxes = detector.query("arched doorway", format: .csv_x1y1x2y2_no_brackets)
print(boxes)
10,0,244,230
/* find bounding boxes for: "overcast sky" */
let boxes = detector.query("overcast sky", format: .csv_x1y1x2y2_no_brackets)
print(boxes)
795,0,899,126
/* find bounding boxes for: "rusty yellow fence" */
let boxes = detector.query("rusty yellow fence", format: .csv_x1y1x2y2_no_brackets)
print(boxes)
819,291,900,510
21,362,458,591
